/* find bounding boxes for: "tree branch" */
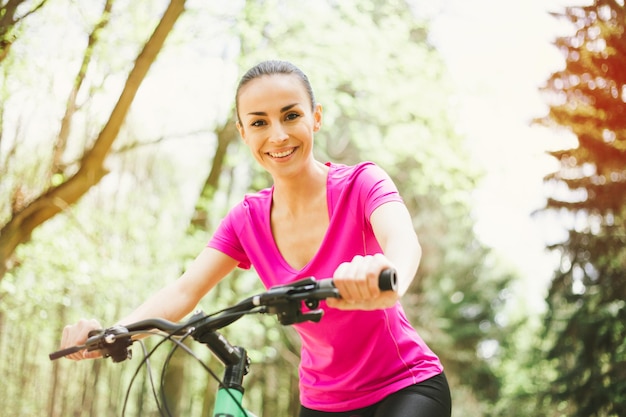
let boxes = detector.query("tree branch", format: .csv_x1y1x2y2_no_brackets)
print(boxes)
0,0,187,280
52,0,114,174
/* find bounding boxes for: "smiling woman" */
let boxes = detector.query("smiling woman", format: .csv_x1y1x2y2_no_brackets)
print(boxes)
58,60,451,417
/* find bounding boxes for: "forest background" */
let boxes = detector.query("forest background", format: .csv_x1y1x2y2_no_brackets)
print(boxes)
0,0,624,416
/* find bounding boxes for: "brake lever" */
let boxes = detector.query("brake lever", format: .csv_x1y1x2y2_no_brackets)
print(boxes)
86,325,133,363
260,277,339,305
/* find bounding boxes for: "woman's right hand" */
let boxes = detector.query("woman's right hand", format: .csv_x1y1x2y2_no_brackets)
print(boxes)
60,318,103,360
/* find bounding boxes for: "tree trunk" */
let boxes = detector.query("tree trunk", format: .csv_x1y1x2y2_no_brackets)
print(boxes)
189,112,240,230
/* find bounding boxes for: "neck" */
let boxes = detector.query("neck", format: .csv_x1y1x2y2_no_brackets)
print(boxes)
272,160,328,213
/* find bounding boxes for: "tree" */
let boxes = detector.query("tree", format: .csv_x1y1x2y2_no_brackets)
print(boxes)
535,1,626,415
0,0,187,280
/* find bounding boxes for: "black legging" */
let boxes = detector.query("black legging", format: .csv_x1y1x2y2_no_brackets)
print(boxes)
299,372,452,417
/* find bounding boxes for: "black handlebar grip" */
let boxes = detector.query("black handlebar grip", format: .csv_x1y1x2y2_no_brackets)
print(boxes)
378,268,397,292
318,268,397,291
49,345,84,361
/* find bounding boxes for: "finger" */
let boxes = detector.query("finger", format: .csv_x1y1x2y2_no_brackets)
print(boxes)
60,319,102,361
350,255,377,300
356,255,382,300
83,350,103,360
368,253,391,295
333,261,358,301
337,255,381,301
344,255,379,300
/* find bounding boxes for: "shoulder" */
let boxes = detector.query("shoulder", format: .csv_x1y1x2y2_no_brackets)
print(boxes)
327,161,389,182
325,162,400,215
226,187,272,219
241,187,272,205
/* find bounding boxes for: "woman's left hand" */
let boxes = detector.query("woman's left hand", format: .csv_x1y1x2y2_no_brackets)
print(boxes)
326,253,399,310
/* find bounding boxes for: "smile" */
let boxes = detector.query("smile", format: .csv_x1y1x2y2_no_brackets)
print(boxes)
267,148,296,158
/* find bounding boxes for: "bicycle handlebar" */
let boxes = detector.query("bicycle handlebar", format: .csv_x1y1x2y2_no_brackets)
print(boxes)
49,269,397,362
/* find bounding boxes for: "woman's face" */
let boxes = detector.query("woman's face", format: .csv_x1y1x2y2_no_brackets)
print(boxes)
236,74,322,179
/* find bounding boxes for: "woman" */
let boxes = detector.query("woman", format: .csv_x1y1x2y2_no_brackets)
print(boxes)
60,60,451,417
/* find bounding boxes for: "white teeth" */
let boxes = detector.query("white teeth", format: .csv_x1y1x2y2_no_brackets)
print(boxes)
268,149,295,158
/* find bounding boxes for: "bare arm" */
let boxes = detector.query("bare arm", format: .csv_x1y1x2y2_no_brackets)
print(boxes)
60,247,238,359
369,200,421,296
327,201,421,310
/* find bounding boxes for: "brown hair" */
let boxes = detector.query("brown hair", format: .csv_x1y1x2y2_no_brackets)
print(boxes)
235,60,316,123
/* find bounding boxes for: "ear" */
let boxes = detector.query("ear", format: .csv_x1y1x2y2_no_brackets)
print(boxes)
313,103,323,132
236,121,247,144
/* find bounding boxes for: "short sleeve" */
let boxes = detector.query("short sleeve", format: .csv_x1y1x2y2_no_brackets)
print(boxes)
207,203,252,270
357,163,404,219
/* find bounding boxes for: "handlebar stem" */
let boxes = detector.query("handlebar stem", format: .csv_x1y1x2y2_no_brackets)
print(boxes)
222,346,249,392
192,327,250,392
192,328,244,368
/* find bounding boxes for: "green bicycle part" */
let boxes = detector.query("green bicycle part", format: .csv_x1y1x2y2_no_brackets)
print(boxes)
213,387,256,417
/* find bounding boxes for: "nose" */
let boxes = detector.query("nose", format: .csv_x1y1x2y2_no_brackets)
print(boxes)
269,122,289,143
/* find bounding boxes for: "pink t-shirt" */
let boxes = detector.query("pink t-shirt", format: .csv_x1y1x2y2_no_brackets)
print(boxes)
208,162,443,411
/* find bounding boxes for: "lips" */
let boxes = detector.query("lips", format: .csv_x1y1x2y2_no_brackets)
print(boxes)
267,148,296,158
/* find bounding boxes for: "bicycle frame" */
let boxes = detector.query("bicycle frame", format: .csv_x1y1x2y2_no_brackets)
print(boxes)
214,388,251,417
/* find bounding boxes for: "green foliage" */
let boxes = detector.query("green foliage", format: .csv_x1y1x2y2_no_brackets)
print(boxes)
0,145,203,415
534,1,626,415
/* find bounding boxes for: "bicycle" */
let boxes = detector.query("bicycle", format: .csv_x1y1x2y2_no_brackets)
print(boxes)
50,269,397,417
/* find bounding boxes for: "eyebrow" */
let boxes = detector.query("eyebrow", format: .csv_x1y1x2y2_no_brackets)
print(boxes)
246,103,299,116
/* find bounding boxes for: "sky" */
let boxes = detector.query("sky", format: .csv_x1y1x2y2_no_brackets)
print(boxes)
423,0,584,309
